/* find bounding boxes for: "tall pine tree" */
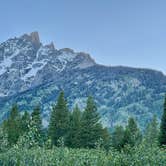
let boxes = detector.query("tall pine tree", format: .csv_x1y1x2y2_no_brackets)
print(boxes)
111,125,125,151
48,91,69,146
31,106,43,144
31,106,42,133
145,115,159,146
66,105,82,148
80,96,104,148
4,104,21,146
124,117,142,147
20,111,30,135
159,94,166,146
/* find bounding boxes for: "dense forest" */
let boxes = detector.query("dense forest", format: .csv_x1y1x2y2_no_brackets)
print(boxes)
0,91,165,165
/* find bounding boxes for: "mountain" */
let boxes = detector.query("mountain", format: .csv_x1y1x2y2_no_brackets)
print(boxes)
0,32,165,129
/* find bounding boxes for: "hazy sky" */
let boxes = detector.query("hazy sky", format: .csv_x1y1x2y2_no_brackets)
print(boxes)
0,0,165,73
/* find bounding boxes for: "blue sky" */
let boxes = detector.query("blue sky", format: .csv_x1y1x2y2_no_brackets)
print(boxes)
0,0,165,73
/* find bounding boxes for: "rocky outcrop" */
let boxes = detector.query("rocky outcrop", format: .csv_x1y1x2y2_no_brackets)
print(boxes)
30,31,41,48
21,31,41,49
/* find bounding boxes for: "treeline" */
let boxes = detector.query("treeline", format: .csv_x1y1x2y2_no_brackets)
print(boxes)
0,91,166,153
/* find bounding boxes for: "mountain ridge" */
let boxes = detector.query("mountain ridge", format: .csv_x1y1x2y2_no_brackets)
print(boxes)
0,32,165,129
1,31,165,75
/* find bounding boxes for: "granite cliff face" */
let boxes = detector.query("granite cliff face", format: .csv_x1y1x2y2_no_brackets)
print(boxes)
0,32,165,129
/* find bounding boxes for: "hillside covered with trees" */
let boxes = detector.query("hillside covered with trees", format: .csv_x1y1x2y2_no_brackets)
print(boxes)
0,91,165,165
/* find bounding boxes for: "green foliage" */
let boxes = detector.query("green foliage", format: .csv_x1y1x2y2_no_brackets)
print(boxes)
31,106,42,132
80,96,108,148
3,105,22,146
159,94,166,146
17,120,42,149
144,115,159,146
0,93,165,165
66,105,82,148
112,143,166,166
124,117,142,147
0,145,165,165
31,106,43,144
48,91,70,146
100,127,110,151
111,118,142,151
20,111,30,135
112,125,125,151
0,127,9,153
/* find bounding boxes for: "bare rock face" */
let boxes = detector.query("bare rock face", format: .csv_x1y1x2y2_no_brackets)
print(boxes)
30,32,41,48
21,31,41,49
45,42,55,50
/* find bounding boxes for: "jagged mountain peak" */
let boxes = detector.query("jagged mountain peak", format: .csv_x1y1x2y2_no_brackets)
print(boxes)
0,32,96,97
21,31,41,49
0,32,96,66
30,31,40,41
45,42,55,50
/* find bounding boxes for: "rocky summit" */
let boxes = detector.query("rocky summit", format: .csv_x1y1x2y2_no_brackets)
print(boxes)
0,32,165,129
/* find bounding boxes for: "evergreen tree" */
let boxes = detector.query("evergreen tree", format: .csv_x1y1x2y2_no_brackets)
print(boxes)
48,91,69,146
124,117,142,147
31,106,42,133
17,120,42,149
80,96,104,148
111,125,125,151
100,127,110,151
66,105,82,148
145,115,159,146
31,106,43,145
159,95,166,146
4,104,21,146
0,126,9,152
20,111,30,135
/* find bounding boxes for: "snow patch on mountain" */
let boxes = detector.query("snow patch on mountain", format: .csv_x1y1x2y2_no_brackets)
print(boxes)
0,49,20,75
22,47,49,80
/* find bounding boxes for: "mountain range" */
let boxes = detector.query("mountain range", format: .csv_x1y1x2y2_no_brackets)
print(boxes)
0,32,165,129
